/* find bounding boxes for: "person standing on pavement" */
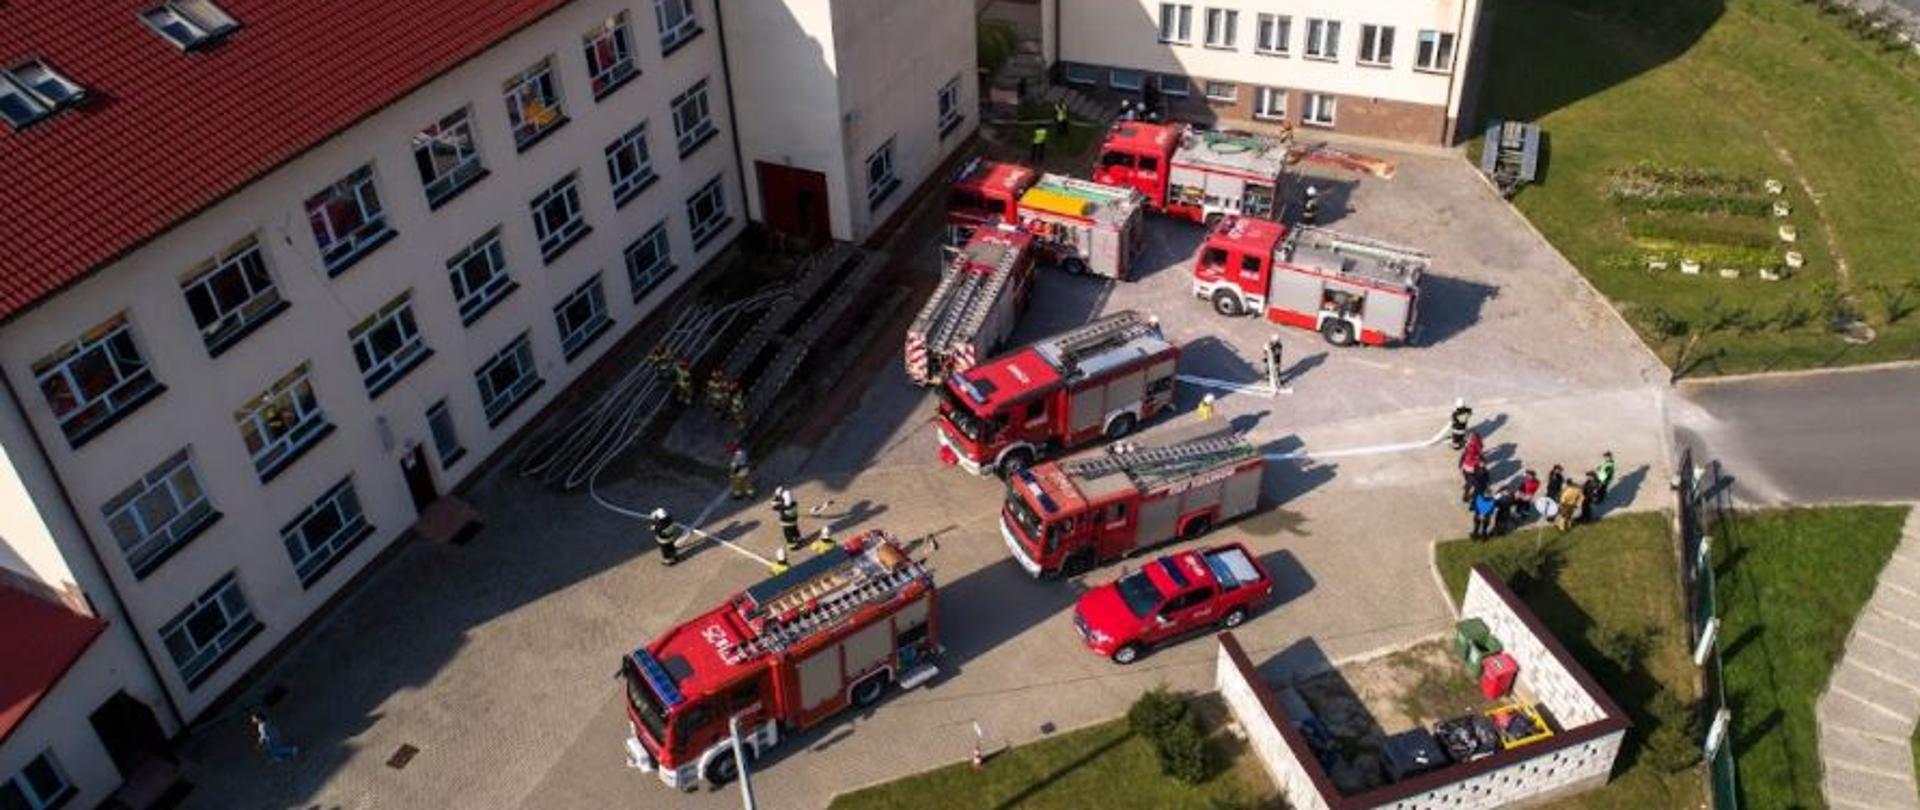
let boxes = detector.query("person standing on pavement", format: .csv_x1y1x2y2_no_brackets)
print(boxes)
650,508,682,566
1030,125,1049,164
728,446,756,500
1518,469,1543,519
1302,185,1322,226
1448,400,1473,450
1595,451,1617,503
1471,492,1497,540
1459,431,1484,475
1054,100,1069,135
672,358,693,405
1463,461,1491,505
1196,393,1216,422
249,709,299,762
1265,334,1285,390
1580,471,1603,523
1545,464,1566,501
773,488,804,551
1556,483,1584,532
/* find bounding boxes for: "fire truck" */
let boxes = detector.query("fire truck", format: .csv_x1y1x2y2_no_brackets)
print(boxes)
1015,173,1148,279
999,422,1263,578
1093,122,1288,226
1192,216,1430,347
904,229,1036,385
937,310,1178,478
946,158,1037,243
623,531,939,790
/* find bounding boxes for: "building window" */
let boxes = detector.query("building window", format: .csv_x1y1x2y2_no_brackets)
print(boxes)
160,573,260,688
584,12,638,99
425,400,465,467
937,75,964,138
1156,74,1190,97
1109,69,1143,92
1304,92,1337,126
1204,8,1237,49
866,138,900,211
1254,86,1287,120
1,751,76,810
181,236,285,355
1157,3,1192,44
476,333,541,426
104,449,218,579
349,293,429,397
236,364,330,481
1359,24,1395,66
530,173,589,262
1416,30,1457,72
141,0,240,50
305,166,394,274
1204,80,1237,102
1063,63,1096,85
1256,14,1291,55
448,229,515,325
671,79,716,156
33,314,163,447
686,175,731,250
626,221,675,303
282,477,372,587
1,61,84,130
655,0,702,55
554,275,613,361
504,57,567,150
413,107,485,208
606,122,658,207
1305,18,1340,60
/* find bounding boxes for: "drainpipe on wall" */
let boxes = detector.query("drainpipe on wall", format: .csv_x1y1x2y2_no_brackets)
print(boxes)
1440,0,1474,145
711,0,754,223
0,367,187,731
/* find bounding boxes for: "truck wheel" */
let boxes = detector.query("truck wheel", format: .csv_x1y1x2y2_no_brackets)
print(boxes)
996,449,1034,479
1104,413,1137,441
1320,319,1357,347
851,672,891,708
704,750,743,786
1062,257,1089,276
1211,290,1244,317
1111,644,1144,665
1220,607,1247,629
1179,516,1212,541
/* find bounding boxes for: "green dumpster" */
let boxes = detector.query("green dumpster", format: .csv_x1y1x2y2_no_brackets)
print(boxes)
1455,619,1503,672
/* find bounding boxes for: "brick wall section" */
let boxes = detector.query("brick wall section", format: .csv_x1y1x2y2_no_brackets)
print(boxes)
1372,729,1625,810
1461,568,1605,728
1064,63,1448,146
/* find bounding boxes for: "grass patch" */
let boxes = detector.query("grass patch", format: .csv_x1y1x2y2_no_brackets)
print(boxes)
978,18,1017,77
1477,0,1920,374
1435,512,1703,809
828,694,1272,810
1712,505,1910,810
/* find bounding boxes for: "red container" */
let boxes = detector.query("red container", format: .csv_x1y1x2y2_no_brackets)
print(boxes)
1480,652,1518,700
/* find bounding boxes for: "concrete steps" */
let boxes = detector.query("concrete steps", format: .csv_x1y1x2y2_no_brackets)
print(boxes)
1819,506,1920,810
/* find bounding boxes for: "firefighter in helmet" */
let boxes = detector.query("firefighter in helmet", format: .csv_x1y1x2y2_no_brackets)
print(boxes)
773,487,803,551
1301,185,1322,226
672,358,693,405
1448,399,1474,451
728,446,756,500
650,508,682,566
728,387,747,428
647,344,672,375
707,368,731,410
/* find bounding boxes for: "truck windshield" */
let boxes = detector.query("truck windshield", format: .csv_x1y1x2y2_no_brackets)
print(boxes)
623,660,670,744
1115,572,1165,619
938,387,1001,443
1005,490,1044,545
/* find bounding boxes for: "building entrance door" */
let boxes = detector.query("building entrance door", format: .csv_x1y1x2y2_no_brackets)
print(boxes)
89,691,172,777
756,162,831,246
402,444,437,514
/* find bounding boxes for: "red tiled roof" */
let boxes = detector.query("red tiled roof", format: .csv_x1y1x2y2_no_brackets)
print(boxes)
0,584,106,745
0,0,574,322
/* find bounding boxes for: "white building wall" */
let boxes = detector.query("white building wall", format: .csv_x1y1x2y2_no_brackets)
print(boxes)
0,0,741,718
722,0,854,238
0,624,179,810
1462,570,1606,728
1215,643,1334,810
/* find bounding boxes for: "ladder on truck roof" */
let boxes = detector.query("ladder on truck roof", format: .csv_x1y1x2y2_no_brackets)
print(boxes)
721,544,927,665
924,240,1022,356
1286,227,1430,271
1062,432,1254,488
1035,310,1161,379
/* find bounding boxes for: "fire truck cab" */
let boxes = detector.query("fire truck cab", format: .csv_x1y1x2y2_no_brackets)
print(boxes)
1000,422,1263,578
623,532,939,790
937,310,1178,477
1094,122,1287,226
1193,216,1430,347
946,158,1037,244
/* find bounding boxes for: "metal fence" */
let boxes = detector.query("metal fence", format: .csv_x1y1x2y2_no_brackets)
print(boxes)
1676,445,1739,810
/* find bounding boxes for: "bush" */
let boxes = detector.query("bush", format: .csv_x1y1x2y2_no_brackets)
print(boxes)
1127,688,1215,784
1127,687,1191,740
1644,691,1703,773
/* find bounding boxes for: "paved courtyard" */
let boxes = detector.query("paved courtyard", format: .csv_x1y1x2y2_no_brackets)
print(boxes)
175,148,1672,810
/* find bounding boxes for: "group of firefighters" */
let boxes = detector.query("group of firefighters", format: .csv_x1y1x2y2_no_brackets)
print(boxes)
647,345,748,427
1449,401,1619,539
648,458,833,571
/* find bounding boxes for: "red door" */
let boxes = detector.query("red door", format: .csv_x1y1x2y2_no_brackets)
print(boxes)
757,162,831,246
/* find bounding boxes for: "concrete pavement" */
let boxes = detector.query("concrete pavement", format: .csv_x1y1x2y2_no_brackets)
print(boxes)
1819,507,1920,810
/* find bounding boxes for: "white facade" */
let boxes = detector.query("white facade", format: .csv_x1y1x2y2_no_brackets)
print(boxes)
725,0,977,242
0,0,741,721
1041,0,1486,144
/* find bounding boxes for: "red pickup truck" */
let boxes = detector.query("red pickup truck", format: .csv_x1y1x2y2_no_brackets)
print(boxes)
1071,543,1273,664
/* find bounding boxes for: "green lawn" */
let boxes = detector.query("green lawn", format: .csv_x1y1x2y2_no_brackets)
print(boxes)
827,697,1271,810
1478,0,1920,374
1435,512,1704,809
1711,505,1910,810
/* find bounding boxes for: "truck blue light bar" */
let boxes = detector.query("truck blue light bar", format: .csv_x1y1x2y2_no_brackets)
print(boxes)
631,648,684,709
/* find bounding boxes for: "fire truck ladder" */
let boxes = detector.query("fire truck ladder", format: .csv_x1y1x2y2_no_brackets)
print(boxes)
1289,227,1431,271
724,555,928,664
1042,311,1159,377
926,243,1020,355
1062,433,1252,486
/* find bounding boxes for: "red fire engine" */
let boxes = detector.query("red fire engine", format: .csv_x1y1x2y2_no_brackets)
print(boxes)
946,158,1037,243
1192,216,1430,347
623,531,939,790
1015,173,1148,279
937,310,1178,477
905,228,1036,385
1000,423,1263,578
1093,122,1289,226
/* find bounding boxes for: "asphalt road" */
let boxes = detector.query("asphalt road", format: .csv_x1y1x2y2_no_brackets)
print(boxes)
1669,365,1920,505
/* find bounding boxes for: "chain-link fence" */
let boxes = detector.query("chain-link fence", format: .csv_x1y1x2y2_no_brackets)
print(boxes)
1676,446,1739,810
